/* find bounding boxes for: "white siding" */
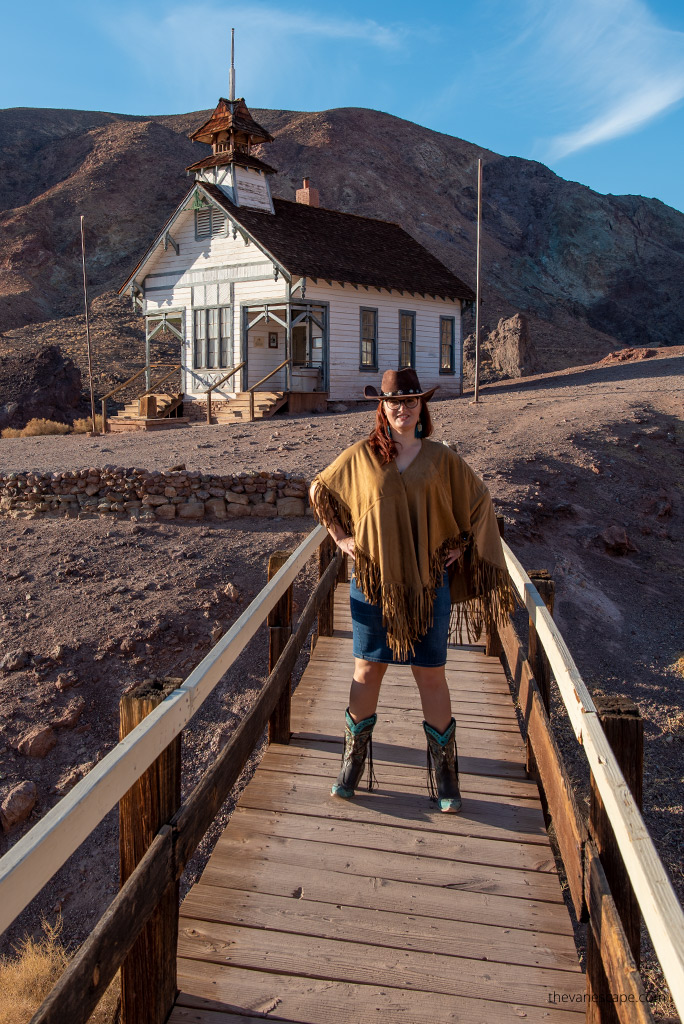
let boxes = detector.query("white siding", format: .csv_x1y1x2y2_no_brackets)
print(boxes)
235,166,273,212
303,281,463,401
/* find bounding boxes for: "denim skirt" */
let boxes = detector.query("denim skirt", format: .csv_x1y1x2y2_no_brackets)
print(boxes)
350,572,451,667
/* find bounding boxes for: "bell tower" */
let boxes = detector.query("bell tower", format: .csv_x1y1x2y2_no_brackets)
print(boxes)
186,30,276,212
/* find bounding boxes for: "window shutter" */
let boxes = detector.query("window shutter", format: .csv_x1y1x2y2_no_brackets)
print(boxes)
196,208,211,238
211,211,226,237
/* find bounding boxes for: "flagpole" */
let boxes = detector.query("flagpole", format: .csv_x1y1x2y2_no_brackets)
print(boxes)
474,158,482,404
80,216,98,434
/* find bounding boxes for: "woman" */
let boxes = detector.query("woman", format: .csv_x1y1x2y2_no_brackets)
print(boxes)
309,368,511,813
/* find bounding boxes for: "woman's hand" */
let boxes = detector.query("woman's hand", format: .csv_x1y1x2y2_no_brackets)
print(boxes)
336,535,356,560
444,547,463,567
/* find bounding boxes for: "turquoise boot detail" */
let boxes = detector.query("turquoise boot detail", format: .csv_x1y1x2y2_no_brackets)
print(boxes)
423,718,462,813
331,707,377,798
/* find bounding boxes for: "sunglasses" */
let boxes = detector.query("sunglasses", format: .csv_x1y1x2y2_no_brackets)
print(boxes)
384,397,419,409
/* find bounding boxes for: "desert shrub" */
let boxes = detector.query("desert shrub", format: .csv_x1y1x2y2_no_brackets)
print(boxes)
0,917,119,1024
1,419,71,439
72,414,104,434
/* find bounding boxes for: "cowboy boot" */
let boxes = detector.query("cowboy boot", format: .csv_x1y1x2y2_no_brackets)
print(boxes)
423,717,462,813
331,707,377,798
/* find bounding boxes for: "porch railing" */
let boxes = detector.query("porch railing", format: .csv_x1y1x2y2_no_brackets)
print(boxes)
201,361,246,424
99,363,180,434
247,358,292,420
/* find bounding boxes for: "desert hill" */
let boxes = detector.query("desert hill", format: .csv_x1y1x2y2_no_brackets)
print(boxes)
1,103,684,373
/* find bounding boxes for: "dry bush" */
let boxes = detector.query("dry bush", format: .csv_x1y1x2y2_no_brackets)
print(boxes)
0,917,120,1024
72,414,104,434
1,419,71,439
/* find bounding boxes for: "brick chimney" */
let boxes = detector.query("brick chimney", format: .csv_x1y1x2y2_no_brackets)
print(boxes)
295,177,320,207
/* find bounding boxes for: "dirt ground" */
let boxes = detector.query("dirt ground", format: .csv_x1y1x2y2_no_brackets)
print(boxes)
0,350,682,1019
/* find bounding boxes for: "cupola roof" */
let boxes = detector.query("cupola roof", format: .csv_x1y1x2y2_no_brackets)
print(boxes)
189,97,273,146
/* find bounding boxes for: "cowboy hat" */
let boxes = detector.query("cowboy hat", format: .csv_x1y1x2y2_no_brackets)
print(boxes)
363,368,438,401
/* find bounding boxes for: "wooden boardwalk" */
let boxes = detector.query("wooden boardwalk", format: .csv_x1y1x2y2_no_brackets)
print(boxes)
171,584,584,1023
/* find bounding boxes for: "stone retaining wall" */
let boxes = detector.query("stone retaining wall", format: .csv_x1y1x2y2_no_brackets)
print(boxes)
0,467,311,522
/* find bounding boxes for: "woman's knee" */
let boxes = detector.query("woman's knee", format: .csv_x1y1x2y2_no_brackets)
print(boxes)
354,659,387,685
412,665,447,690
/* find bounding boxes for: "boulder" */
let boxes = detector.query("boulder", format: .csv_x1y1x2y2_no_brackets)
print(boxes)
205,498,227,518
178,502,205,519
54,697,86,729
487,314,537,378
17,725,57,758
0,649,31,672
154,504,176,520
277,497,306,516
0,781,37,832
600,526,638,555
252,503,277,518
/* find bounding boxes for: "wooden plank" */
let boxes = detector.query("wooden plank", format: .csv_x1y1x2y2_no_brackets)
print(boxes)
517,654,587,919
292,701,522,734
181,883,580,971
207,826,565,902
231,805,558,872
289,736,530,779
585,841,656,1024
199,853,573,934
238,773,547,846
175,961,584,1023
294,680,517,708
177,918,585,1009
259,748,540,799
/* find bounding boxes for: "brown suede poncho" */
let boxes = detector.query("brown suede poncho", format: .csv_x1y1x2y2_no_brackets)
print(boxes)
310,438,512,658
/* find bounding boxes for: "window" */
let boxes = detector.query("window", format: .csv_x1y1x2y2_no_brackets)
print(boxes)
399,311,415,368
193,308,231,369
440,317,455,374
195,206,226,240
359,308,378,370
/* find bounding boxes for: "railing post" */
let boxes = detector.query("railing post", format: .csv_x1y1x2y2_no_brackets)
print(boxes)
101,398,107,435
485,517,505,656
268,550,294,744
249,390,255,421
586,695,644,1023
525,569,555,781
119,678,181,1024
318,535,336,637
337,552,348,584
206,389,212,424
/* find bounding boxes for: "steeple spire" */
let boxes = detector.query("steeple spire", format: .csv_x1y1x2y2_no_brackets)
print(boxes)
229,28,235,104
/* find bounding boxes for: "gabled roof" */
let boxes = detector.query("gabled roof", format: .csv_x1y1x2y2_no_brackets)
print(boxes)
186,151,277,175
189,98,273,144
201,183,475,301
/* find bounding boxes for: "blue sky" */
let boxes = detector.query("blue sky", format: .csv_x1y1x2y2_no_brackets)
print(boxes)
2,0,684,212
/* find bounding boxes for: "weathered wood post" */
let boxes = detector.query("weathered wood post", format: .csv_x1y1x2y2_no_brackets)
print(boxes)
206,388,213,424
268,550,294,744
318,534,336,638
525,569,555,784
586,695,644,1023
485,518,505,657
119,678,182,1024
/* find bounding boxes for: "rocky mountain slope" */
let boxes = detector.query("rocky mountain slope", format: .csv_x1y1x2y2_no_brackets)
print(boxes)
1,104,683,372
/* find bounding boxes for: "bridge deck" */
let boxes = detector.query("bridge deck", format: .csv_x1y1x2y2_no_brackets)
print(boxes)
171,584,584,1023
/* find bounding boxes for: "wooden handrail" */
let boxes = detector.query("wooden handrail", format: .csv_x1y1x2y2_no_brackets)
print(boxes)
502,540,684,1017
247,358,291,420
99,364,179,433
202,361,246,424
0,525,327,936
138,363,181,398
28,547,342,1024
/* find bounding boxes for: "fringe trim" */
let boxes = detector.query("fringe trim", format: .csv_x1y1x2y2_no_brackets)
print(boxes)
448,533,516,645
353,536,459,660
311,480,514,657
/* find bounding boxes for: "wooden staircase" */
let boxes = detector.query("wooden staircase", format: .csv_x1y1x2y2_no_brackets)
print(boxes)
214,391,287,423
108,393,190,433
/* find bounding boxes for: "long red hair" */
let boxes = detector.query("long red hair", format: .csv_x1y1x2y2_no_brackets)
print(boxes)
368,400,433,465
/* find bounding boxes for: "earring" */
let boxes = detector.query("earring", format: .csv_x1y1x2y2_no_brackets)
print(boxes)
415,421,423,437
385,424,392,438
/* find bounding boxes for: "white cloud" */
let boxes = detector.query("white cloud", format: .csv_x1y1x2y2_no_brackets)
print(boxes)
525,0,684,159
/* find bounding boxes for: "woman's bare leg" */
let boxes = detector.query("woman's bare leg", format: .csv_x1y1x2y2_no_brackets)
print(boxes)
411,665,452,732
349,658,387,721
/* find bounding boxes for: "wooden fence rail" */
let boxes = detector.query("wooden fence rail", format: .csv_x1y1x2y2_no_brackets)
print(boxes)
0,526,328,936
500,541,684,1020
29,545,342,1024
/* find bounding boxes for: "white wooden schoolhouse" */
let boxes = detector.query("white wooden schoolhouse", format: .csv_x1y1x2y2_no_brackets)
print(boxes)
119,89,475,421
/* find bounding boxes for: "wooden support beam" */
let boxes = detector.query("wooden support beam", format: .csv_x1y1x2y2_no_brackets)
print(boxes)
587,695,645,1024
119,678,181,1024
485,517,505,657
268,551,293,745
318,535,336,637
526,570,555,811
